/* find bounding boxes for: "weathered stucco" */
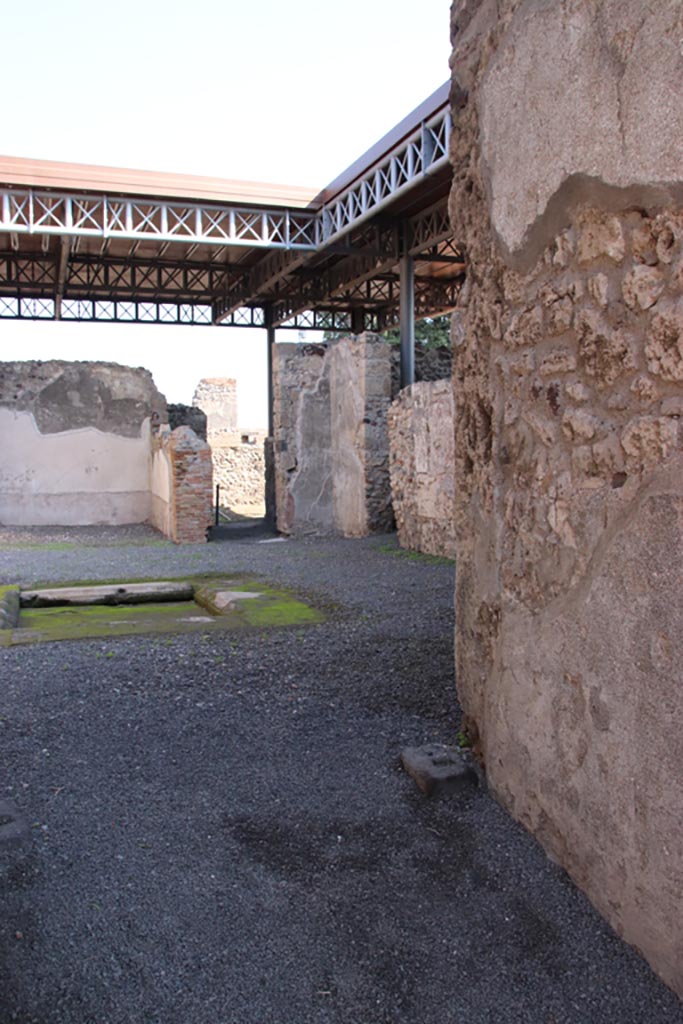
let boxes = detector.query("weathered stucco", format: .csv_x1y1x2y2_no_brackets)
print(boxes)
273,335,393,537
388,380,456,559
0,408,152,526
451,0,683,995
478,0,683,264
0,361,164,526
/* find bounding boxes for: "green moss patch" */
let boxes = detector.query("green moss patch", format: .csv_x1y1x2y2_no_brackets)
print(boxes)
2,576,324,646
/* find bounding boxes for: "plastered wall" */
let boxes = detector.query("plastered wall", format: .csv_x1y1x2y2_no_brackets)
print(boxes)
273,335,393,537
388,380,455,559
450,0,683,994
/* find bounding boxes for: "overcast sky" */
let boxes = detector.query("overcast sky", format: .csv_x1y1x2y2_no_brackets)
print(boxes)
0,0,451,424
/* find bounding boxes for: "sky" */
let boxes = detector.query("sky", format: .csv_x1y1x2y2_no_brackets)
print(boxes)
0,0,452,425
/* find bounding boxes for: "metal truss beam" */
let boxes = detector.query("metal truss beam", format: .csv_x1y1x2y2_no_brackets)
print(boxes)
318,104,451,250
0,250,233,304
271,273,462,330
0,295,265,328
276,308,383,333
0,190,319,251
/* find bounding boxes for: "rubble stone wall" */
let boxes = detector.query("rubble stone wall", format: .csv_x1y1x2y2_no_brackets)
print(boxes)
212,441,265,508
273,335,393,536
193,378,238,437
450,0,683,994
388,380,455,559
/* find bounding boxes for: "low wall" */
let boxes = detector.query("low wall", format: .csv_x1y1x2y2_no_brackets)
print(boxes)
273,334,393,536
388,381,455,559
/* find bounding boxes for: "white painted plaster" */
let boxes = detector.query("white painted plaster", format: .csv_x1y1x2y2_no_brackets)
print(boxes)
0,408,152,526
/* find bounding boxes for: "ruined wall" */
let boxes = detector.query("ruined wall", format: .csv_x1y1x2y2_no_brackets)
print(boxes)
0,361,165,526
388,380,455,559
150,426,213,544
273,335,393,536
212,440,265,509
450,0,683,994
193,378,237,437
167,403,207,441
389,344,452,395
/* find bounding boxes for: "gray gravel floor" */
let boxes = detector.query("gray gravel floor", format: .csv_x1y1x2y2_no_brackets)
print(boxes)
0,526,682,1024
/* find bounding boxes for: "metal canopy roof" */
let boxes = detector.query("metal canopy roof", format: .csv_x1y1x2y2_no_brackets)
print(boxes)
0,83,463,332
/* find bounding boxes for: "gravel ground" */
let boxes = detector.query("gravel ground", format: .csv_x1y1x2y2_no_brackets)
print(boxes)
0,526,681,1024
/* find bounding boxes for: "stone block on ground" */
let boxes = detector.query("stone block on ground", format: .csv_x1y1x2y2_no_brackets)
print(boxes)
401,744,478,797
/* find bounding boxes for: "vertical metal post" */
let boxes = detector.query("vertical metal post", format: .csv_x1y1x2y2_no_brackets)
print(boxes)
265,304,276,437
399,251,415,389
351,307,365,335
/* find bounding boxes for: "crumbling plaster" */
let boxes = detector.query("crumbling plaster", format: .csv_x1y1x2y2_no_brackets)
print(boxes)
450,0,683,995
273,335,393,537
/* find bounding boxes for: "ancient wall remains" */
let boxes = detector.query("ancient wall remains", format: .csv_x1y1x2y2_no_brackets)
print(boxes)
193,378,237,437
0,361,164,526
450,0,683,994
273,335,393,536
167,403,208,441
388,380,455,559
0,360,212,542
212,440,265,510
150,426,213,543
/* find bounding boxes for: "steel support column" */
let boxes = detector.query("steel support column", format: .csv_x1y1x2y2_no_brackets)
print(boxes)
265,304,276,437
399,252,415,389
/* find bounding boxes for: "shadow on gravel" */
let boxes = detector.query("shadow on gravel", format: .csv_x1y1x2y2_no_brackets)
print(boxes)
208,517,276,543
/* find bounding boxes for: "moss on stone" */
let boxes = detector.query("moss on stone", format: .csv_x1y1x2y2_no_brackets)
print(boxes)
6,575,324,645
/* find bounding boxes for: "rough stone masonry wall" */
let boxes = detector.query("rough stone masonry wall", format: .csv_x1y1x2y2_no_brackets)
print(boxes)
388,380,455,559
273,335,393,536
211,441,265,508
193,378,237,437
450,0,683,994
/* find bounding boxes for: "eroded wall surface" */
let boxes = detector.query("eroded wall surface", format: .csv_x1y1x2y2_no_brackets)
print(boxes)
0,361,165,526
193,378,238,437
273,335,392,536
451,0,683,993
212,442,265,509
388,380,455,559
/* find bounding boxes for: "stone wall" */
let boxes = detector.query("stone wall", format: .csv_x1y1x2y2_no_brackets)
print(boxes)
388,380,455,559
450,0,683,995
211,440,265,509
273,335,393,536
0,361,165,526
193,378,237,437
389,344,452,395
167,403,207,441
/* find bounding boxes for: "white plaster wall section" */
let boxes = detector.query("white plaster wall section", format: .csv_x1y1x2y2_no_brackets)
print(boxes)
150,436,173,536
479,0,683,261
0,408,152,525
330,340,367,536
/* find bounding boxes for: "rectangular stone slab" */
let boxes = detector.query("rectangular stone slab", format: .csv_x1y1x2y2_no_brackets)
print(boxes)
20,582,195,608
